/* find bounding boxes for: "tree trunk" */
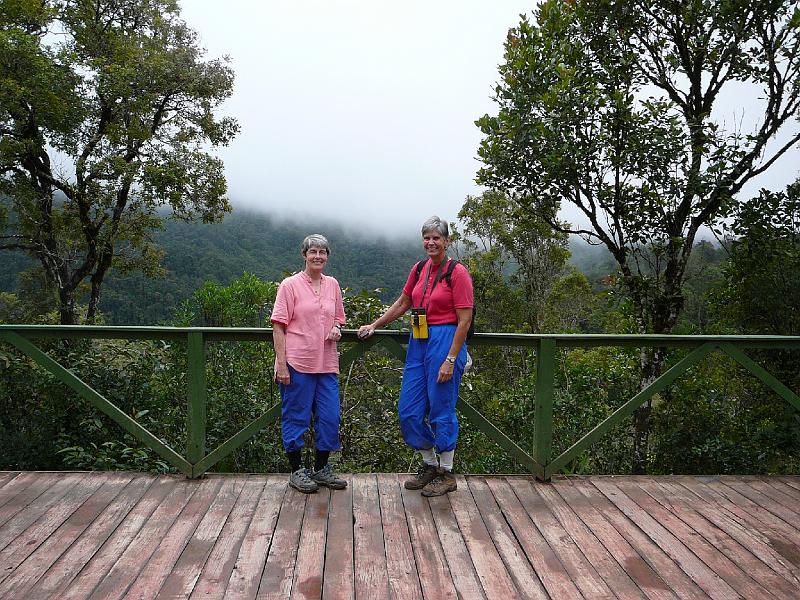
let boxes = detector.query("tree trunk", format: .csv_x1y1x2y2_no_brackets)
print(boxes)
58,287,77,325
632,346,666,474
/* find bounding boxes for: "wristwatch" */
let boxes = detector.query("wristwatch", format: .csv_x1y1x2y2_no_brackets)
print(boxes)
334,323,342,330
445,355,456,364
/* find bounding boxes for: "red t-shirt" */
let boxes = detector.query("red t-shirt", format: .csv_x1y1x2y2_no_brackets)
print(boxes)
402,259,473,325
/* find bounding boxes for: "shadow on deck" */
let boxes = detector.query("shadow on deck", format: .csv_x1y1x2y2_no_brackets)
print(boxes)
0,471,799,599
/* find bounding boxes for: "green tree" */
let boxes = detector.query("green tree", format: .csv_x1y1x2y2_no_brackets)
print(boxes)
476,0,800,472
0,0,238,324
716,181,800,336
458,190,569,333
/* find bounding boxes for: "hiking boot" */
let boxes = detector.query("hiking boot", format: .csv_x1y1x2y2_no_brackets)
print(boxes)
404,463,439,490
421,468,457,497
289,468,318,494
311,463,347,490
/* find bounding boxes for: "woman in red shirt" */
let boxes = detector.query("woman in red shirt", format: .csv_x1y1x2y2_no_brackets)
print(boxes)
358,216,473,496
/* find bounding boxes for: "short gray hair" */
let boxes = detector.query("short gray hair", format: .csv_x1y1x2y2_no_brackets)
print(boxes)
301,234,331,255
421,215,449,239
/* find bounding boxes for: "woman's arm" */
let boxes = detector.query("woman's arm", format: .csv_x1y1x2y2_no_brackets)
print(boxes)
437,307,471,383
357,293,412,339
272,322,290,384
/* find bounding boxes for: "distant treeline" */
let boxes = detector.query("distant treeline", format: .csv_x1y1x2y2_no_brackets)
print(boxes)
0,207,728,325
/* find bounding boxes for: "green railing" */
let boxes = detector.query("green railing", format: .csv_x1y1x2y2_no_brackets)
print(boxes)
1,325,799,480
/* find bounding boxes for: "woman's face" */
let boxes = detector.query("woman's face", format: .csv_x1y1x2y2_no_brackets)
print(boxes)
422,229,448,261
304,246,329,272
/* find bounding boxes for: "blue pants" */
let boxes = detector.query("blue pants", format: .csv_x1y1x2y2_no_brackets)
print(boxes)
279,365,341,453
398,324,467,453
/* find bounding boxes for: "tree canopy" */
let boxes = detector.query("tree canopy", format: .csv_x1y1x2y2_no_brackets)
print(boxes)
0,0,238,323
476,0,800,336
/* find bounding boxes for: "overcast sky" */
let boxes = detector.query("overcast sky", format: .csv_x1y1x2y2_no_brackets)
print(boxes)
178,1,799,236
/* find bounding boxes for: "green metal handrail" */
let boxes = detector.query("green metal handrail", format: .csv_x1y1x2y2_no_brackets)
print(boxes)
1,325,799,480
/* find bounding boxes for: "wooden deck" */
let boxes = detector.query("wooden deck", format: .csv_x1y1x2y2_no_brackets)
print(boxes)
0,473,799,599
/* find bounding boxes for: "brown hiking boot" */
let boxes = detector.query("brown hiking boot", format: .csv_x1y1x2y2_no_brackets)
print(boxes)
421,468,457,497
404,463,439,490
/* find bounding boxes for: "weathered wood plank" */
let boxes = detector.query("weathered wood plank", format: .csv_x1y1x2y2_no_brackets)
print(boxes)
0,472,86,549
401,479,459,600
764,476,800,500
255,484,307,599
377,474,422,600
84,477,198,600
225,476,287,600
0,472,132,598
123,477,224,599
570,478,717,600
0,472,19,491
59,476,174,599
190,478,266,599
719,478,800,535
554,478,678,600
158,476,245,598
536,478,647,599
0,472,51,511
291,486,330,600
427,492,486,600
704,478,800,552
448,475,520,598
485,477,583,599
592,477,741,600
25,474,154,598
465,477,548,600
0,472,81,532
673,476,800,578
1,472,798,600
778,477,800,493
510,477,614,599
353,474,389,599
630,477,791,600
0,473,105,587
653,478,800,596
322,479,354,600
740,477,800,518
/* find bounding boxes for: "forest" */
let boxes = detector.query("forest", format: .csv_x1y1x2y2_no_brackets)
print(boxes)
1,0,799,477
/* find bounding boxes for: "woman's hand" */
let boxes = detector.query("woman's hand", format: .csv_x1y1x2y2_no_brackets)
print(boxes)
437,359,455,383
274,360,290,385
357,324,375,340
326,324,342,341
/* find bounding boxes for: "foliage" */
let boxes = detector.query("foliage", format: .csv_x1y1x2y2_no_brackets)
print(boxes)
456,190,570,333
475,0,800,472
477,0,800,337
714,181,800,336
0,0,238,324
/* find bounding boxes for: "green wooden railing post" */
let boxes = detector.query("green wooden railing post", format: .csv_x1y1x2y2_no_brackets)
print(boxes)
187,331,207,476
533,337,556,481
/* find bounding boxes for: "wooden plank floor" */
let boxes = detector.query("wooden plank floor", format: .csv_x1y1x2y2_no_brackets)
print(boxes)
0,472,799,599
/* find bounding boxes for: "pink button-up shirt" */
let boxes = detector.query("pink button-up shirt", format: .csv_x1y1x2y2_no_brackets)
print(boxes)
270,271,346,374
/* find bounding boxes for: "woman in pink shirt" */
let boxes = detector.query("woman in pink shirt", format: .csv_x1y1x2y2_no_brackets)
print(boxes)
271,234,347,493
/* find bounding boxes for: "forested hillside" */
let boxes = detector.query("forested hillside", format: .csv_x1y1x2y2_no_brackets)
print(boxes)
0,208,425,324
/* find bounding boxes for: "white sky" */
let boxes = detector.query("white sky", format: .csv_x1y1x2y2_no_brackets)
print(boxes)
178,1,800,236
178,0,533,234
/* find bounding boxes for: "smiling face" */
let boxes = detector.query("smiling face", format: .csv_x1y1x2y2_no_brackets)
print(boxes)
422,229,448,263
303,246,329,273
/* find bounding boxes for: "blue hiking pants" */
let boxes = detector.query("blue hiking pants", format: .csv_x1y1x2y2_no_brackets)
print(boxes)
279,365,341,453
398,324,467,453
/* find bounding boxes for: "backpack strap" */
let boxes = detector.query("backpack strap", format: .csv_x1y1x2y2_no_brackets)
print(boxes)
413,259,427,283
443,259,459,287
